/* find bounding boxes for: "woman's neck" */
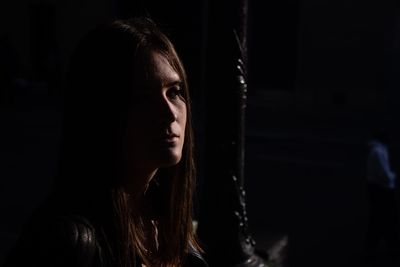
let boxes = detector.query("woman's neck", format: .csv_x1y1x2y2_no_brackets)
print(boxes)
123,167,158,211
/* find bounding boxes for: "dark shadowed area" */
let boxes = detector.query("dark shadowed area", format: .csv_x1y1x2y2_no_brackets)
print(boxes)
1,0,400,266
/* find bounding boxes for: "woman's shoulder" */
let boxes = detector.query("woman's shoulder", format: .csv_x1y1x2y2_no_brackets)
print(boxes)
4,200,99,267
185,242,209,267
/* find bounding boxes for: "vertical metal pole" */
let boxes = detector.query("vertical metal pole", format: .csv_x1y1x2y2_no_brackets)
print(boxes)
235,0,248,189
198,0,268,266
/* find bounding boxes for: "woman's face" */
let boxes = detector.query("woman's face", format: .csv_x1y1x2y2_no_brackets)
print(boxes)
126,51,187,172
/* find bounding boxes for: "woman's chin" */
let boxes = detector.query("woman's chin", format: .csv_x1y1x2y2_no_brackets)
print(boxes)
157,152,182,167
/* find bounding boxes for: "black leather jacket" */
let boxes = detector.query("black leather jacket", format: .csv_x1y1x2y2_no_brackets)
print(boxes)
4,204,208,267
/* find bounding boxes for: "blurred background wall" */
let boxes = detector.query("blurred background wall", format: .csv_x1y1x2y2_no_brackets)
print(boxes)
1,1,400,266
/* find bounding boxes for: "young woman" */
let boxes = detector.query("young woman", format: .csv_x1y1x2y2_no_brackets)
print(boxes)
5,18,206,267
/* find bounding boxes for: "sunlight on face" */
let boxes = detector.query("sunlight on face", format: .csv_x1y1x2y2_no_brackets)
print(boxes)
126,51,187,172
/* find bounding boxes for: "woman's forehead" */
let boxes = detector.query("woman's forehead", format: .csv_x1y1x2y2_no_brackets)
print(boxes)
134,51,182,87
139,51,181,87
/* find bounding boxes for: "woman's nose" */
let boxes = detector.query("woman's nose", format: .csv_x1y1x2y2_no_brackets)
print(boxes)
159,97,177,123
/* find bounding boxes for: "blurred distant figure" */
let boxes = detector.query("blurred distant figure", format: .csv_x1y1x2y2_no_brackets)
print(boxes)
365,129,400,259
367,130,396,190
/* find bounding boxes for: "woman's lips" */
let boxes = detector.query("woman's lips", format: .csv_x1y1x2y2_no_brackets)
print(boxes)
158,133,179,144
164,134,179,142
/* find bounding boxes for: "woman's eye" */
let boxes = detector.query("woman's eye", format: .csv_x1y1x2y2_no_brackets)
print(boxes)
167,87,184,99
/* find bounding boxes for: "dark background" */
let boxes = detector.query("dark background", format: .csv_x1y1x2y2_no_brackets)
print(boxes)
2,0,400,266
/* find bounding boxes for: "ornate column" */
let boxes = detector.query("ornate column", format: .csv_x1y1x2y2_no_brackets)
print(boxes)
198,0,268,266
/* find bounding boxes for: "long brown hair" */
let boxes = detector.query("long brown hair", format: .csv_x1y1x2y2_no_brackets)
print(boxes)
58,18,199,267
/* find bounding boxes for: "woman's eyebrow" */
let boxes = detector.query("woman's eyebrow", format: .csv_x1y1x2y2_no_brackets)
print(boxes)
163,80,182,87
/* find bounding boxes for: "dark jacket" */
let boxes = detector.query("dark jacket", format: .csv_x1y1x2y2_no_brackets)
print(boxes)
4,201,207,267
